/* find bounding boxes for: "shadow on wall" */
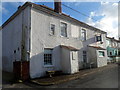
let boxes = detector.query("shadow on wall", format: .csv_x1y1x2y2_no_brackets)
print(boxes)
29,45,61,78
79,37,97,69
82,37,95,47
2,56,13,72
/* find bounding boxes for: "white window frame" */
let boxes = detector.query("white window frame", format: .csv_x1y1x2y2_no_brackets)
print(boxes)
60,22,67,37
96,35,102,42
49,23,55,36
98,51,105,57
72,51,76,60
81,28,87,41
44,48,53,67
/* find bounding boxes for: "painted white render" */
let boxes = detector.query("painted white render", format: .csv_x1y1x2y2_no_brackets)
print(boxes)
61,47,71,74
88,47,107,67
2,6,31,72
30,6,107,78
96,50,107,67
88,47,97,67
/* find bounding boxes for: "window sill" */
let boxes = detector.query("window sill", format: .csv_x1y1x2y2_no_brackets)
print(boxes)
60,35,69,39
99,56,105,57
49,34,56,36
44,65,54,68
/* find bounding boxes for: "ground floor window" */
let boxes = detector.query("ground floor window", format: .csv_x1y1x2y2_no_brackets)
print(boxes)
44,49,53,65
99,51,105,57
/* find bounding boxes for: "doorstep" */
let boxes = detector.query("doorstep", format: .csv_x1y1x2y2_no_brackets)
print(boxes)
30,64,116,86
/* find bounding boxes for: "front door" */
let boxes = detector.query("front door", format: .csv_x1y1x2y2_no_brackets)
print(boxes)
70,51,79,74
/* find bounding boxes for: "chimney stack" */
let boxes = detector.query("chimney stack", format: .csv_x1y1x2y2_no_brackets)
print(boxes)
54,0,62,13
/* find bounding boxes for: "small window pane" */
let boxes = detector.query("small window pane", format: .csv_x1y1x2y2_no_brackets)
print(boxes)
81,29,86,41
50,24,55,35
44,49,53,65
83,51,87,63
99,51,105,57
61,22,67,37
96,35,102,42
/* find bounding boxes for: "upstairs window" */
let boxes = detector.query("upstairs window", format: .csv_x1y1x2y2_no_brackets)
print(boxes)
60,22,67,37
44,49,53,65
96,35,102,42
50,24,55,35
81,29,86,41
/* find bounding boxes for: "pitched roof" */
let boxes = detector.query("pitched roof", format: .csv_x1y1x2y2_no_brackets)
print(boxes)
88,45,106,50
1,2,106,34
60,45,79,51
106,37,120,42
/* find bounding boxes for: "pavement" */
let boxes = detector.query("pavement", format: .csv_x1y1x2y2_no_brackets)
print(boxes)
2,63,119,88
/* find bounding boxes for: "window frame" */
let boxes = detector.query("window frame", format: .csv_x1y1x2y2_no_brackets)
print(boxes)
81,28,87,41
60,22,67,37
96,35,102,42
44,48,53,67
72,51,77,60
98,51,105,57
49,23,55,36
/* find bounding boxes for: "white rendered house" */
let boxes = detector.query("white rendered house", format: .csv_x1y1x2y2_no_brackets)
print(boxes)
1,2,107,79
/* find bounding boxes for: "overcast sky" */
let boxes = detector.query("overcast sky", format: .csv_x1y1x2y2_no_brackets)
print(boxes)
0,1,119,39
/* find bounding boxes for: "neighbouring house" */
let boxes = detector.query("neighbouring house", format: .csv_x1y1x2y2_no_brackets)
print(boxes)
106,37,120,63
1,1,108,79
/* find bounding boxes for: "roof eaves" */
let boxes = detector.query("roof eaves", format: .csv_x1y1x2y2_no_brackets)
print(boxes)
88,46,106,50
60,45,79,51
106,36,120,42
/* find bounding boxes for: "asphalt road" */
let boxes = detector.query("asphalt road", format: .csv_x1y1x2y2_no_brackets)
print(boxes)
48,64,119,88
2,64,119,88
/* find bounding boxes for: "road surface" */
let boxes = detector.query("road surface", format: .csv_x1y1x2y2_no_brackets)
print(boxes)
2,64,119,88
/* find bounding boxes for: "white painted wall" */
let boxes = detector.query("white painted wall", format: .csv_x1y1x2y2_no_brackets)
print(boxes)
30,7,107,78
96,50,107,67
2,4,108,78
88,47,107,68
61,48,71,74
71,24,79,38
2,6,31,72
88,47,97,67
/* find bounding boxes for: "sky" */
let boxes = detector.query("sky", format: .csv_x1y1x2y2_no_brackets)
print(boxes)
0,1,119,39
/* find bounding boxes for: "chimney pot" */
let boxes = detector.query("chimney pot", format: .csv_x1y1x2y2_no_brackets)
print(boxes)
54,0,62,13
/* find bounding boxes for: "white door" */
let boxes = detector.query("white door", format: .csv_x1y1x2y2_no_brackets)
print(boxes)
70,51,79,74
